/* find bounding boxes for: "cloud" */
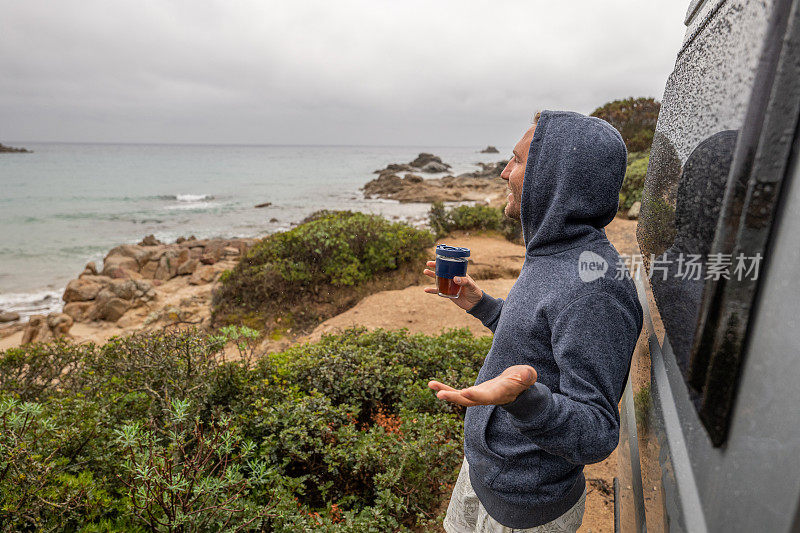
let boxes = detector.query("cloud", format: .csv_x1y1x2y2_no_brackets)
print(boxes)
0,0,687,145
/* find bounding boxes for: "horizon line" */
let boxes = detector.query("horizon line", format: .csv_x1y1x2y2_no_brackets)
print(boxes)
4,140,503,149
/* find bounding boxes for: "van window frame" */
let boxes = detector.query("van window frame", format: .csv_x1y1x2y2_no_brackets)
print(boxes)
686,0,800,446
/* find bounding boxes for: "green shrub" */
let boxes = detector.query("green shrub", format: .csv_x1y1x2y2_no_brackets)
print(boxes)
620,151,650,210
0,327,488,531
212,211,434,330
429,202,522,242
634,384,652,434
0,397,127,531
114,399,270,531
590,97,660,152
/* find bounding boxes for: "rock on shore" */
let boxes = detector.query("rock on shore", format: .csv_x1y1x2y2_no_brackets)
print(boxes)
21,313,73,344
0,311,20,323
372,152,452,176
0,143,31,153
363,158,509,205
61,234,256,325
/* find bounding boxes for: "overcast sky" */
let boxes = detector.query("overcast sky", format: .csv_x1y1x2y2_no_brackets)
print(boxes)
0,1,688,146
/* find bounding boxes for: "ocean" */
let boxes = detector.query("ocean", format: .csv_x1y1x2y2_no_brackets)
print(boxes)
0,142,508,320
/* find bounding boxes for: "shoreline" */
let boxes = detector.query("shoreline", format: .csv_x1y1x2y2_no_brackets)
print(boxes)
0,150,506,326
1,144,505,312
0,203,432,327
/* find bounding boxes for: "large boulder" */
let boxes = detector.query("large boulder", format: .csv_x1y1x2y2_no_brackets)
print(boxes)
373,163,417,174
139,234,162,246
175,235,197,245
109,279,155,303
47,313,73,336
410,153,449,169
0,311,20,323
63,302,93,322
362,173,405,198
105,244,153,269
177,258,200,275
107,267,143,280
189,265,218,285
63,278,103,302
82,262,98,276
200,243,224,265
21,313,73,344
140,260,159,278
108,279,138,300
456,161,506,179
421,161,449,173
89,289,131,322
154,250,181,280
102,298,131,322
21,315,46,344
102,255,139,276
188,247,205,260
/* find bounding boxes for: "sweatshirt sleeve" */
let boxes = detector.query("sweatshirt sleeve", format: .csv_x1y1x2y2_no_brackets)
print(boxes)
499,292,639,464
466,291,504,333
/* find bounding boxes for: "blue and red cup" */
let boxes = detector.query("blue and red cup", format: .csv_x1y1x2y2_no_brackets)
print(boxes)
435,244,470,298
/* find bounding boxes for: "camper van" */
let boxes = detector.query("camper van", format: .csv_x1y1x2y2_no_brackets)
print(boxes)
618,0,800,531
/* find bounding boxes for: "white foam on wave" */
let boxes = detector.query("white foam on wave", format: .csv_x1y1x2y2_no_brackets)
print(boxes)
367,198,401,204
0,289,64,323
176,194,214,202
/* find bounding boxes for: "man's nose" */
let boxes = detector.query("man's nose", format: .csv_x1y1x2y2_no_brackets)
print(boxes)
500,161,513,180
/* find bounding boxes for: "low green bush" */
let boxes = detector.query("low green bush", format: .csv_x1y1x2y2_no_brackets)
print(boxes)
0,327,489,531
212,211,434,331
429,202,522,242
590,97,660,153
620,151,650,211
634,384,652,434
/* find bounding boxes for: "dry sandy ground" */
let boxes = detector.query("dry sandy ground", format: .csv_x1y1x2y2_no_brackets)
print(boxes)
309,216,638,342
306,216,639,533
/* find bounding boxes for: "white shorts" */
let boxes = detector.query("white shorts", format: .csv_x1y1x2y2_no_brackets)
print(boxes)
443,457,586,533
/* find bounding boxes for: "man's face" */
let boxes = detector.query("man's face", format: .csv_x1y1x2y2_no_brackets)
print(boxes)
500,126,535,220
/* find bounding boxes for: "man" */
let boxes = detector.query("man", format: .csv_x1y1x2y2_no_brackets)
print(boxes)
424,110,643,532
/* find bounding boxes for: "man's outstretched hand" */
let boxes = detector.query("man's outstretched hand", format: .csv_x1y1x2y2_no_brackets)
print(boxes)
428,365,538,407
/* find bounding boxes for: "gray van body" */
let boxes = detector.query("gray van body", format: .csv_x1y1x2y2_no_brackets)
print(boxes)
619,0,800,531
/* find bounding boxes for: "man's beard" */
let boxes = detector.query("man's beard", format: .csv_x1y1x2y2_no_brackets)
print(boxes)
504,190,522,220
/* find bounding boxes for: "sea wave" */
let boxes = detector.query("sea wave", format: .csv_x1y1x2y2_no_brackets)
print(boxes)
165,202,218,211
52,212,124,221
156,194,215,202
0,289,64,322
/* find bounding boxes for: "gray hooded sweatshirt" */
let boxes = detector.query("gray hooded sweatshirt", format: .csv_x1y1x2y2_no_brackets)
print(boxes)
464,110,643,528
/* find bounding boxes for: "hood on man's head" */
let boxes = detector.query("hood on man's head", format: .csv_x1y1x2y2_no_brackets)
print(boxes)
521,110,627,255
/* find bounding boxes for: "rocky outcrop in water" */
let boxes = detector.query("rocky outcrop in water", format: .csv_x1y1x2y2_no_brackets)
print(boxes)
0,311,20,323
480,146,499,153
61,236,256,323
363,159,509,205
0,143,31,153
373,153,452,177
